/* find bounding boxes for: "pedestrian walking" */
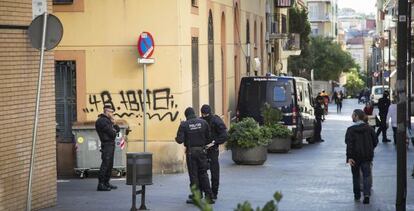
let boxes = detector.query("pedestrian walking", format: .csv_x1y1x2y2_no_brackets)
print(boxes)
313,96,325,142
332,91,338,104
335,91,344,113
175,107,215,204
95,105,120,191
376,91,391,142
386,99,397,145
345,109,378,204
200,105,228,200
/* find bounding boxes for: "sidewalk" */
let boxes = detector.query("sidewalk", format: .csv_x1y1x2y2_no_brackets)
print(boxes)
43,99,414,211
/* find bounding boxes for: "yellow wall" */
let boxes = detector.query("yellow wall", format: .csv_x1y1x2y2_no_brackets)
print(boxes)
55,0,265,173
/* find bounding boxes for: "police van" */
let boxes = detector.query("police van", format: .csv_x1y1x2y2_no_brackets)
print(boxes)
236,76,315,147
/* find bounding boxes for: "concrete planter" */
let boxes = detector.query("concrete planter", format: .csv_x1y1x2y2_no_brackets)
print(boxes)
268,137,291,153
231,146,267,165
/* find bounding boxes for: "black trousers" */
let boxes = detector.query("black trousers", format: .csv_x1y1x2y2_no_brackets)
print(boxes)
98,142,115,184
337,102,342,113
314,118,322,141
186,148,213,198
351,161,372,198
376,115,387,140
207,148,220,196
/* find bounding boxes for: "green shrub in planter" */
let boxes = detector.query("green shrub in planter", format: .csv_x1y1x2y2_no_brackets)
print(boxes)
226,118,272,149
261,103,283,126
268,123,293,139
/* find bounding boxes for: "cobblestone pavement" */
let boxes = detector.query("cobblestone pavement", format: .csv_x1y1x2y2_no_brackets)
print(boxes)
44,99,414,211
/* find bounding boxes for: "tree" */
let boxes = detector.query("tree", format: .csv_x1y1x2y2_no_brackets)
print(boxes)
310,36,358,80
288,6,313,77
344,68,365,97
287,6,358,81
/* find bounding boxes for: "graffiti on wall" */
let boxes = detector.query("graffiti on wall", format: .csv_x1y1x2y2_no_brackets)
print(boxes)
83,88,179,122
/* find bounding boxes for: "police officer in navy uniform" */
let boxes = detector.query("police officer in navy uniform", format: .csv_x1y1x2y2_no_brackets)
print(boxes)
376,91,391,142
313,95,325,142
175,107,215,204
200,104,228,200
95,105,120,191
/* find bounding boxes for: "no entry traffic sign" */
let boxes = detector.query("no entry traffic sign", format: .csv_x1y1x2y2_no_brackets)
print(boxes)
137,32,155,59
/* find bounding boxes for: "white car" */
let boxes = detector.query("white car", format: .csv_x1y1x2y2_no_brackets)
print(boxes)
370,85,389,105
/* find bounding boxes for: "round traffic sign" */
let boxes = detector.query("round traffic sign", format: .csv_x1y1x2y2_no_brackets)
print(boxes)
28,13,63,51
373,72,379,77
137,32,155,59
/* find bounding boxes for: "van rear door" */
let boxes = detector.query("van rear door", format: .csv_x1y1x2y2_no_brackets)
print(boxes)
238,78,267,123
265,78,295,125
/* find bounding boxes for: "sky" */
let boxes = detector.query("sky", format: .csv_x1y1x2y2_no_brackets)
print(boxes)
337,0,377,15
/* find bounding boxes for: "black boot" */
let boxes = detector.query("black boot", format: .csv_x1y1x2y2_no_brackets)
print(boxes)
363,196,370,204
97,183,111,191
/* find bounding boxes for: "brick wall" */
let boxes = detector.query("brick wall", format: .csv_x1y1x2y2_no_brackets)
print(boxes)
0,0,57,210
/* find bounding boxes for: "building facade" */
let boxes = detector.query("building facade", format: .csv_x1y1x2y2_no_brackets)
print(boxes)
0,0,57,210
266,0,303,75
53,0,267,174
307,0,338,38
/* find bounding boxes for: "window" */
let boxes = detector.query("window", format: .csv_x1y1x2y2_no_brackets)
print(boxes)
192,37,200,115
273,86,287,102
192,0,198,7
53,0,73,4
55,61,77,143
281,15,287,33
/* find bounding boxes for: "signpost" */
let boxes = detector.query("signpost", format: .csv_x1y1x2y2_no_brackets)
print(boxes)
131,31,155,211
26,12,63,211
396,0,408,210
137,32,154,153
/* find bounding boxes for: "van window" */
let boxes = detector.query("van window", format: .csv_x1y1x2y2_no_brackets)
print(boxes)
296,83,304,104
374,88,383,95
273,86,287,102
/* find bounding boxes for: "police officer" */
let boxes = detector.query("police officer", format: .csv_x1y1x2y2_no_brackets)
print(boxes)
376,91,391,142
175,107,215,204
95,105,120,191
200,104,228,200
313,96,325,142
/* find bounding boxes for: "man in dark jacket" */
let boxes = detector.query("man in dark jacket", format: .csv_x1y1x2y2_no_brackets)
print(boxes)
313,95,325,142
175,107,215,204
200,104,228,200
345,109,378,204
95,105,120,191
376,91,391,142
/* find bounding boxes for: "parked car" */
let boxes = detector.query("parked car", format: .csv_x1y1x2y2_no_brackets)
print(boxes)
236,76,315,148
370,85,389,105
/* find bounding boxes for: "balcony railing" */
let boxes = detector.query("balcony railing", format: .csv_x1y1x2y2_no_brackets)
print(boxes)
283,34,300,51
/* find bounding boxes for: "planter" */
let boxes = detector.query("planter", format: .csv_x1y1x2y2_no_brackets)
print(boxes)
231,146,267,165
268,137,291,153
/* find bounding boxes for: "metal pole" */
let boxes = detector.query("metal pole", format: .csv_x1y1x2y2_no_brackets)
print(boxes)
27,12,48,211
408,0,412,129
139,185,147,210
143,64,147,152
396,0,408,210
131,156,137,211
382,40,385,89
388,30,391,87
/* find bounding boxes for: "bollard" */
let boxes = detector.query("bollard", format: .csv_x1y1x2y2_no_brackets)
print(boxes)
126,152,152,211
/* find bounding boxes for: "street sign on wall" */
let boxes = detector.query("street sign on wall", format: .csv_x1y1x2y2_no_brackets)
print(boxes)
137,32,155,59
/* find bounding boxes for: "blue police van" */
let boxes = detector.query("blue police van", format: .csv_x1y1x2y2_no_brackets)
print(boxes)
236,76,315,147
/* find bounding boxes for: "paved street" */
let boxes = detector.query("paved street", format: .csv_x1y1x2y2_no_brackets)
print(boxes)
44,99,414,211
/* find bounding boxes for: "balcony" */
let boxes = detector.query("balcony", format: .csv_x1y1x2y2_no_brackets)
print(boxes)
309,14,332,22
283,33,300,51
